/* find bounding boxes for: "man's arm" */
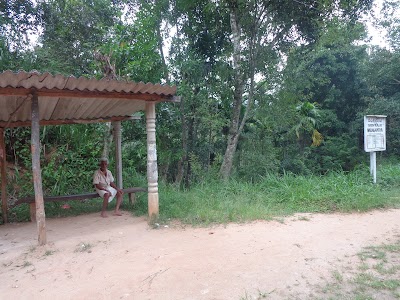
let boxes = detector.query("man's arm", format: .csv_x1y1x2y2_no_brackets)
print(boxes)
110,182,124,195
95,183,111,193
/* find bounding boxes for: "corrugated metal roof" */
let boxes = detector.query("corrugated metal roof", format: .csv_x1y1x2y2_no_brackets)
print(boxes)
0,71,178,127
0,70,177,95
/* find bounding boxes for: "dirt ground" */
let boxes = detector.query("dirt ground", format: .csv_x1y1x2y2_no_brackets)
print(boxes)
1,209,400,300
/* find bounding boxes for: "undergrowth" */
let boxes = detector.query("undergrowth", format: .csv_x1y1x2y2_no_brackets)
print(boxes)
2,163,400,225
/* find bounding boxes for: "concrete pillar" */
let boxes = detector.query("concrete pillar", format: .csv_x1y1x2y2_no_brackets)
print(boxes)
145,102,159,220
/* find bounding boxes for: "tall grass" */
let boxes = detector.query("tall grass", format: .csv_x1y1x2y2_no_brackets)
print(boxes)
5,163,400,224
134,164,400,225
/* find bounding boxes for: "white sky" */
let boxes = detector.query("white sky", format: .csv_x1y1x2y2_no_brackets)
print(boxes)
363,0,389,48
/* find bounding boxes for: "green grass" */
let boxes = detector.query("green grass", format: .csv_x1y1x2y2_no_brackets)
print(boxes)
315,239,400,299
332,270,344,283
354,273,400,290
44,250,56,256
263,238,400,300
3,163,400,224
143,165,400,225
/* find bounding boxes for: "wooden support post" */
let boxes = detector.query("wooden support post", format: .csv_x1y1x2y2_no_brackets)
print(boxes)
29,203,36,222
0,128,8,223
370,151,377,184
31,93,46,245
128,193,136,205
113,121,123,189
145,102,159,220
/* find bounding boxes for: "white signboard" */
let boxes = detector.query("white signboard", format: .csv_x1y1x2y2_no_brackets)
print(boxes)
364,115,386,152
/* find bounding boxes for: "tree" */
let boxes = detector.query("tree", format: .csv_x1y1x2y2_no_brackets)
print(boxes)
363,47,400,155
167,0,232,185
294,101,323,147
35,0,121,76
276,19,370,173
0,0,36,48
218,0,372,179
377,0,400,50
0,0,38,72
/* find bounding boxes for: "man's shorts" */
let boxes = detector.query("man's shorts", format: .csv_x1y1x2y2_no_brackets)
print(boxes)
96,186,117,203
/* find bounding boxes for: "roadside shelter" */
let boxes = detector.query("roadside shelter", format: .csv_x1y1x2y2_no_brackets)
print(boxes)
0,70,179,245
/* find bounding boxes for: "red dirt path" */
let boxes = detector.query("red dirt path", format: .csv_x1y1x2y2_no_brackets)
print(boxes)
1,209,399,299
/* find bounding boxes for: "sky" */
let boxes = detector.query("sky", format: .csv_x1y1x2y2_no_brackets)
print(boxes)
363,0,389,48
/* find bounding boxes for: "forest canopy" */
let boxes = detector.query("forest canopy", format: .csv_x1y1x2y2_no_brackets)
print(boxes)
1,0,399,194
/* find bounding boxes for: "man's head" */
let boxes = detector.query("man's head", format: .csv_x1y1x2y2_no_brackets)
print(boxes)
99,157,109,170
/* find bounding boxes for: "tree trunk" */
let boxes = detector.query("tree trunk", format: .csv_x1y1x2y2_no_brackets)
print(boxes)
175,95,188,185
219,1,260,180
113,121,123,189
102,122,113,159
94,51,117,160
219,5,245,180
156,20,170,85
152,0,170,85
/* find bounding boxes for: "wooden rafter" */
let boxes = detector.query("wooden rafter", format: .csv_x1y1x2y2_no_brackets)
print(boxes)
0,115,140,128
0,87,179,102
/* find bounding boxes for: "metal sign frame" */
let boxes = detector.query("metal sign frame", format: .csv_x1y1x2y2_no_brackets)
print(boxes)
364,115,386,152
364,115,387,184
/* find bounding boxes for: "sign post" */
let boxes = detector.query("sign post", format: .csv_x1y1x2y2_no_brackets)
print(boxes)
364,115,386,183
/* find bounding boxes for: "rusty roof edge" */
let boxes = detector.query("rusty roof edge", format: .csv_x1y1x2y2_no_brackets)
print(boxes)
0,70,177,96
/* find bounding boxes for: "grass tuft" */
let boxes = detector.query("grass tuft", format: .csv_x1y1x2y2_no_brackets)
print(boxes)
332,270,344,283
44,250,56,256
74,242,92,253
354,273,400,290
21,261,32,268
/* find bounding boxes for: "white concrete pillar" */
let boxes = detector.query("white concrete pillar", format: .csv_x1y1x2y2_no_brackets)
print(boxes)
145,102,159,219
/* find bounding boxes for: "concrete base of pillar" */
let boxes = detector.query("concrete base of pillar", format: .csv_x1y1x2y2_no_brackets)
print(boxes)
148,192,159,221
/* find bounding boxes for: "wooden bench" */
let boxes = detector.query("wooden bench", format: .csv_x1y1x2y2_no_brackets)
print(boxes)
11,187,147,221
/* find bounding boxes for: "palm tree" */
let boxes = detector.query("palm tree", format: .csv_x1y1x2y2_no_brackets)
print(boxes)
294,101,323,147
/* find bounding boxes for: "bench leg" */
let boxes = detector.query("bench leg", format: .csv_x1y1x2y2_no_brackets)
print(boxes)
29,202,36,222
129,193,136,205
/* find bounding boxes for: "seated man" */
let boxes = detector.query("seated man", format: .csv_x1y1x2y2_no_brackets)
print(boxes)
93,157,124,217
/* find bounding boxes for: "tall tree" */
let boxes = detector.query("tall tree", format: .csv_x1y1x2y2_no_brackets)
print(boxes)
363,47,400,155
0,0,37,71
168,0,232,185
377,0,400,50
219,0,372,179
35,0,121,76
279,20,370,173
0,0,36,48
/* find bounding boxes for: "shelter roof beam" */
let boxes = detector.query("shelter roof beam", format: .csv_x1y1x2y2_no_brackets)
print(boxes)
0,115,140,128
0,87,179,102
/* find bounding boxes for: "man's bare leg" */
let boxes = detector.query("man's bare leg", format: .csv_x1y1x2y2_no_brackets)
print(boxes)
101,194,110,218
114,194,123,216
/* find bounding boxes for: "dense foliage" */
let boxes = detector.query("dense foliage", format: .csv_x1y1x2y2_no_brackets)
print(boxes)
0,0,399,200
